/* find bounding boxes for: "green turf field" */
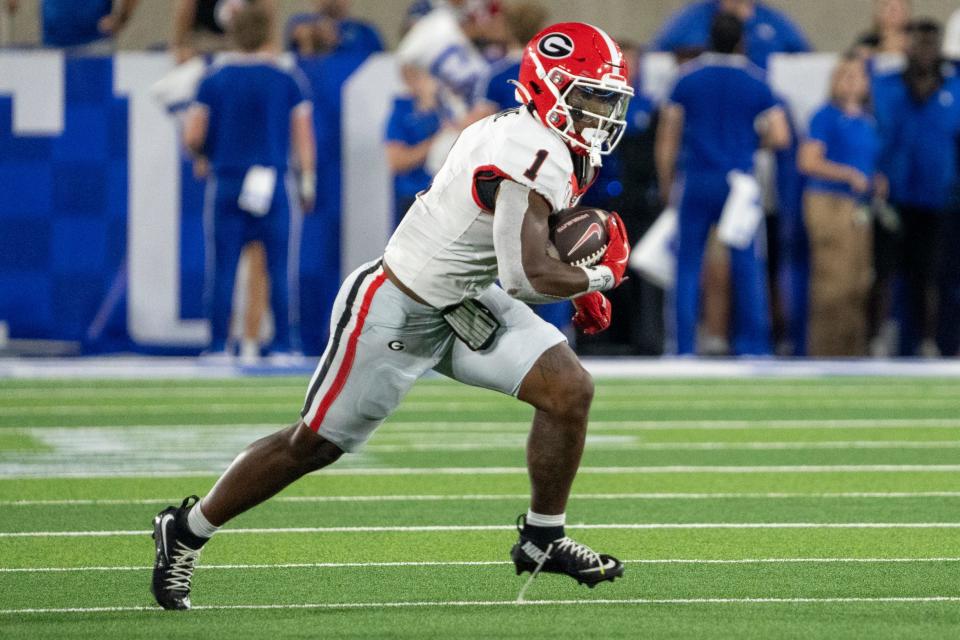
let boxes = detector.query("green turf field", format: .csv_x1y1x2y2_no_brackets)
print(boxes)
2,375,960,639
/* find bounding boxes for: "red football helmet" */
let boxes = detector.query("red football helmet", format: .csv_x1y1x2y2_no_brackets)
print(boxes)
515,23,634,165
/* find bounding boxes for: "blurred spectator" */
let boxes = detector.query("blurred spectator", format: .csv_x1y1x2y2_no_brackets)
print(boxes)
285,0,383,57
396,0,494,121
798,54,882,357
655,13,790,356
854,0,911,58
184,3,316,361
469,1,547,119
651,0,810,70
385,65,442,227
171,0,275,64
945,7,960,61
6,0,139,51
871,19,960,357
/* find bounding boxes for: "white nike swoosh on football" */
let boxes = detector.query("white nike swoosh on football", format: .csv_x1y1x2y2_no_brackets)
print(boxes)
579,558,618,574
569,223,603,255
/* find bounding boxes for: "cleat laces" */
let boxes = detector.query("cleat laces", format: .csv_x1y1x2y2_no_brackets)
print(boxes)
553,537,603,572
164,541,202,592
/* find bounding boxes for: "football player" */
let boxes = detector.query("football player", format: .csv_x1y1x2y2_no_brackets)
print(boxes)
151,22,634,610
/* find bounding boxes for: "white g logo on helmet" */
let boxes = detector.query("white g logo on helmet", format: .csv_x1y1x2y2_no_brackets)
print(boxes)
537,33,574,59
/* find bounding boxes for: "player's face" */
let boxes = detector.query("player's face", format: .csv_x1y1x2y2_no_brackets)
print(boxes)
908,32,941,68
566,85,629,137
832,59,869,105
874,0,911,31
720,0,754,20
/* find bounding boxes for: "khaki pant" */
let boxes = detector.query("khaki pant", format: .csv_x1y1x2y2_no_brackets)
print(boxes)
804,191,873,357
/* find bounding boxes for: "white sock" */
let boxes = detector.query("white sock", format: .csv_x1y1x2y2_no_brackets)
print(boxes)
186,499,220,539
525,509,566,528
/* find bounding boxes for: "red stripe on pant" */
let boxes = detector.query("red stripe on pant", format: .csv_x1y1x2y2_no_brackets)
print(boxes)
308,271,388,431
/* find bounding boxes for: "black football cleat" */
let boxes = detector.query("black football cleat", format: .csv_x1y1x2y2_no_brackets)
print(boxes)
510,515,624,588
151,496,204,610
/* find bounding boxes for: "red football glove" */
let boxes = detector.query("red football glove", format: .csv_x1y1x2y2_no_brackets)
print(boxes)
599,211,630,287
572,292,612,335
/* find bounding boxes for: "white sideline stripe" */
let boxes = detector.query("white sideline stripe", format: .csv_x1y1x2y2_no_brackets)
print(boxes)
5,397,960,414
4,597,960,615
3,557,960,574
362,440,960,452
12,419,960,431
8,464,960,479
6,383,960,401
5,522,960,538
7,491,960,507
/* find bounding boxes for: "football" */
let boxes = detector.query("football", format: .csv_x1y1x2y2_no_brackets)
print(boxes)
548,207,610,267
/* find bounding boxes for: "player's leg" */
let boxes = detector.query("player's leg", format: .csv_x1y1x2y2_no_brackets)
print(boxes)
434,288,622,586
206,177,247,354
151,260,443,610
729,230,772,356
675,203,712,355
260,186,291,354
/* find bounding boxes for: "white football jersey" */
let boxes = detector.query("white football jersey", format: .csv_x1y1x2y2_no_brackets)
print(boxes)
384,107,594,308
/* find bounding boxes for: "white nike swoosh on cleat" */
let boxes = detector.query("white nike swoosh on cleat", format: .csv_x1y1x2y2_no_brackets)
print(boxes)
579,558,618,574
159,514,173,560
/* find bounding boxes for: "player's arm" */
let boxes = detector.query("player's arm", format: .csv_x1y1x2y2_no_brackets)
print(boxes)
493,181,627,302
654,103,683,206
183,103,208,157
758,106,791,150
291,103,317,212
171,0,198,63
798,139,870,194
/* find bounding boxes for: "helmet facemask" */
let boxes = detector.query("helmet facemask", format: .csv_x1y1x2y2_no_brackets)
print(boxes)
544,68,633,167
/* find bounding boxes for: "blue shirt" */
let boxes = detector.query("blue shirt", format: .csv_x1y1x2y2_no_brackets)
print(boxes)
805,103,880,200
384,97,441,201
474,54,521,112
652,1,811,70
872,72,960,210
42,0,112,47
668,54,778,176
195,58,311,174
284,14,383,57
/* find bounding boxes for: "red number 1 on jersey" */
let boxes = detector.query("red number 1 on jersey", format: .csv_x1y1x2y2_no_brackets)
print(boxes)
523,149,549,181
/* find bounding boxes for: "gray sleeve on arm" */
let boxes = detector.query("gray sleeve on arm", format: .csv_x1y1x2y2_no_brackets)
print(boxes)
492,180,565,304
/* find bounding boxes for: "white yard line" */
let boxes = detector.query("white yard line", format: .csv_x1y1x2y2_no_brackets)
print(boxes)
4,522,960,538
6,464,960,479
7,491,960,507
9,419,960,431
3,596,960,615
2,557,959,574
3,397,960,415
5,384,959,401
362,440,960,452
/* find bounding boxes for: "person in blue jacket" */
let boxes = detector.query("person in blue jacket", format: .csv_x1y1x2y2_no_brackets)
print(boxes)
655,12,791,356
871,18,960,357
385,65,442,227
652,0,811,70
184,4,317,360
798,53,882,357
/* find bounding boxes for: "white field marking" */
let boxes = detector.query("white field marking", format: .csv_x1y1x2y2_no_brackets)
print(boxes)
7,491,960,507
10,419,960,432
385,419,960,432
4,398,960,415
4,597,960,615
3,557,960,574
5,522,960,538
363,440,960,453
7,464,960,479
6,383,960,402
